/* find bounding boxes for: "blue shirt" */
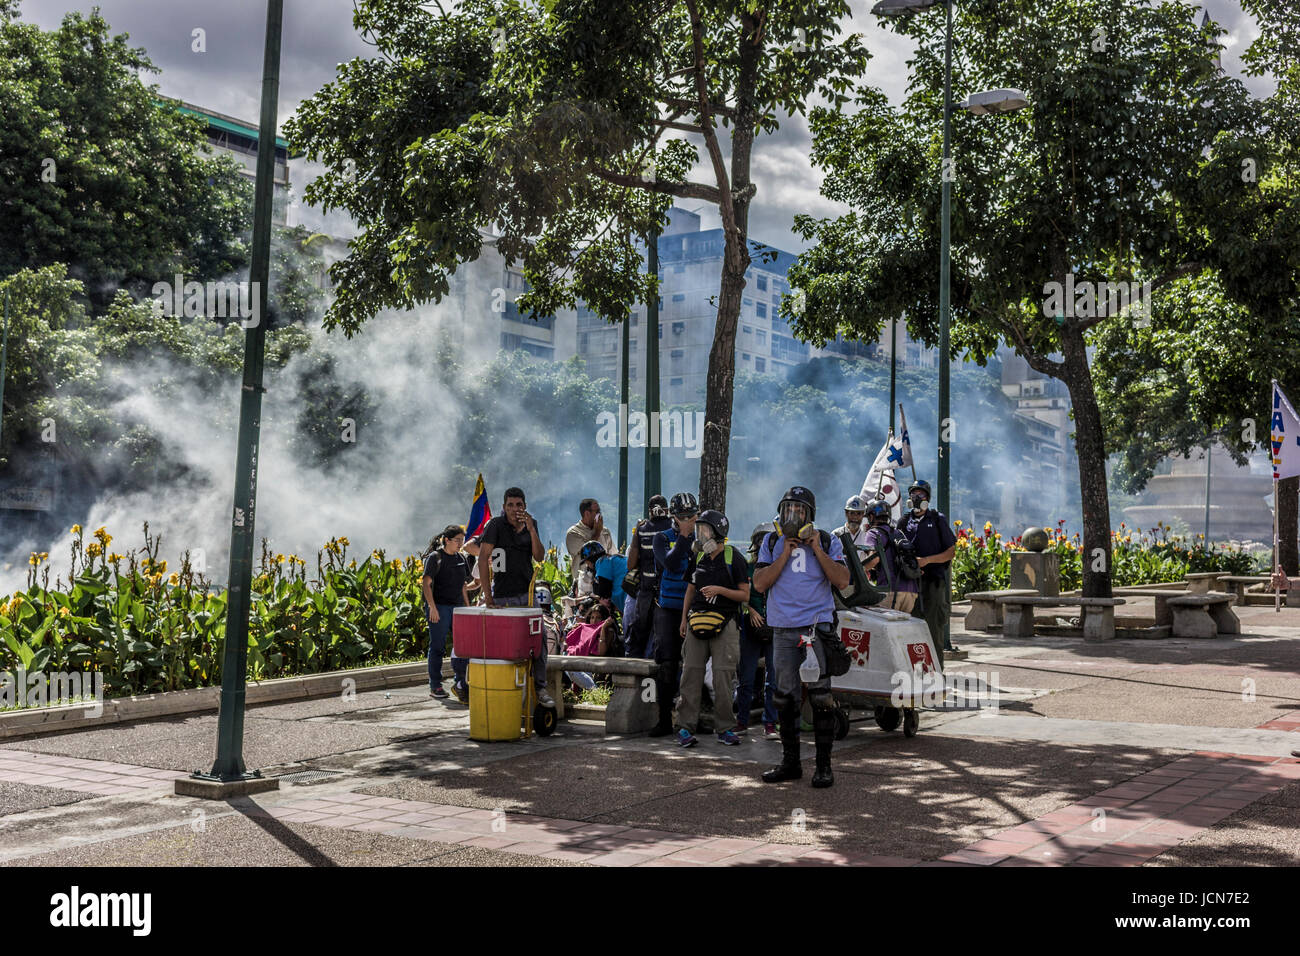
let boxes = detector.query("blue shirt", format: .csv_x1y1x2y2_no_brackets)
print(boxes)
653,527,694,609
756,533,845,628
594,554,628,609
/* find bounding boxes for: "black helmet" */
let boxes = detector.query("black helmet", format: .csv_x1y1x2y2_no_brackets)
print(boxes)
668,492,699,517
779,485,816,521
867,499,891,523
697,509,729,540
648,494,669,517
578,541,607,564
908,479,932,499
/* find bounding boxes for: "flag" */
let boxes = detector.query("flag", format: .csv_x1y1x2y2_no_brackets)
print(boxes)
1271,381,1300,481
897,405,915,469
467,473,492,537
861,432,907,521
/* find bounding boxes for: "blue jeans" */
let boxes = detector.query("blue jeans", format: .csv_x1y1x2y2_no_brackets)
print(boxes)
427,603,455,690
735,617,777,726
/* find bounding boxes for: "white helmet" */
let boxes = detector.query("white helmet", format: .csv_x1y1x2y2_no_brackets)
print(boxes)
844,495,868,513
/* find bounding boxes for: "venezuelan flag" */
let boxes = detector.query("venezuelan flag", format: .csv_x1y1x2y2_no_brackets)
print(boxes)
467,474,492,537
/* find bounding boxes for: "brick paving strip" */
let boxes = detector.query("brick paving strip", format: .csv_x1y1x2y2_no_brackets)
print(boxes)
1,747,1296,867
0,750,187,794
949,753,1300,867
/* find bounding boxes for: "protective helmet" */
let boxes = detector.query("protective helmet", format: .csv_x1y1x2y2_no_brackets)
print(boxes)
648,494,669,518
578,540,607,564
697,509,729,540
668,492,699,517
749,521,777,554
534,583,552,608
907,479,932,499
844,494,868,513
867,500,891,523
779,486,816,521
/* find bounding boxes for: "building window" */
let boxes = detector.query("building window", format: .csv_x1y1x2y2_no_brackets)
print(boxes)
742,353,751,361
757,330,766,346
631,314,638,327
672,321,685,335
757,275,768,291
671,349,684,359
630,340,637,353
579,333,589,352
743,298,752,307
772,293,780,306
742,325,752,336
672,293,686,302
756,357,766,373
658,325,663,339
757,303,767,319
670,377,683,386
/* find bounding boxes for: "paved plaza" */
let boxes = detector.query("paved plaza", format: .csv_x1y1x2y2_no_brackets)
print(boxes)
1,602,1297,867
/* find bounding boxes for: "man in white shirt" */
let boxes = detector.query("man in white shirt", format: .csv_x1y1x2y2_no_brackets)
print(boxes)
565,498,615,564
833,495,872,552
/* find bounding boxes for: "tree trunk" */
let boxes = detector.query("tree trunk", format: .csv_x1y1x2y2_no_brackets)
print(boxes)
1280,475,1299,576
1059,328,1113,598
696,10,761,512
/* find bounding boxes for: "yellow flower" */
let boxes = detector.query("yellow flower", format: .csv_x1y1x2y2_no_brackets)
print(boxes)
71,524,82,535
28,554,38,566
108,552,123,563
86,541,103,558
58,606,70,618
954,520,962,528
276,554,286,564
95,528,112,547
168,573,180,585
338,536,350,547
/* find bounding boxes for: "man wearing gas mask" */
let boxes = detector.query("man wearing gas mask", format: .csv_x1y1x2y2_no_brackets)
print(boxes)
674,509,749,747
834,494,873,552
625,494,671,658
751,486,850,788
898,479,957,662
648,492,699,736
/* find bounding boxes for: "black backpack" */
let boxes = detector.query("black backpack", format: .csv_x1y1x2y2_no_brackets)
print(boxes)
875,525,924,586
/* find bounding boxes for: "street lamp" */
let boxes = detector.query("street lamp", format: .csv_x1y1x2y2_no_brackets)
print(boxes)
873,0,1028,653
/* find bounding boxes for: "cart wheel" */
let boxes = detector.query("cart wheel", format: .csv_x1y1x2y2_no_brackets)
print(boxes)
534,703,557,737
902,708,919,738
874,705,901,733
833,705,851,741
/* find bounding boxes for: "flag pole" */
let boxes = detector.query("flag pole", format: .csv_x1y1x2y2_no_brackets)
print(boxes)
900,403,917,484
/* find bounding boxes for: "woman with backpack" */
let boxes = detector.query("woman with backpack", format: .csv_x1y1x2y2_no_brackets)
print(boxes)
860,500,920,613
421,525,473,699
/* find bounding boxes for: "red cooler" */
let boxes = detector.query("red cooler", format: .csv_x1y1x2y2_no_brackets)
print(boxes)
453,606,544,660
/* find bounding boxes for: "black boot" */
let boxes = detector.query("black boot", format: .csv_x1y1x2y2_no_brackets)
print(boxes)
811,709,835,788
762,701,802,783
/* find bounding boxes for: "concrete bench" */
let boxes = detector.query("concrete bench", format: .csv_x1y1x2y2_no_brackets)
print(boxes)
1166,593,1240,638
1219,576,1270,605
1184,572,1226,595
964,589,1039,631
1112,588,1186,627
545,655,660,734
997,596,1127,642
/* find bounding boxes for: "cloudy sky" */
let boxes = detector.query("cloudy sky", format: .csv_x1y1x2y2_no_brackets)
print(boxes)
23,0,1270,255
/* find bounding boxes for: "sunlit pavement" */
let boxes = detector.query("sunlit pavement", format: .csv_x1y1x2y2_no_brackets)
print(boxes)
1,603,1297,867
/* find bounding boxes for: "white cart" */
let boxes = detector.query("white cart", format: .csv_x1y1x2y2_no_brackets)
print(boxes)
830,606,945,738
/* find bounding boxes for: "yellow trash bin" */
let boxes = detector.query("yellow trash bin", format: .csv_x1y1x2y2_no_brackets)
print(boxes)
468,658,536,741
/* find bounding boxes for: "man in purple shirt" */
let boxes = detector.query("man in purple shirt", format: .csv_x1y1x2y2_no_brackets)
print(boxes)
751,486,850,788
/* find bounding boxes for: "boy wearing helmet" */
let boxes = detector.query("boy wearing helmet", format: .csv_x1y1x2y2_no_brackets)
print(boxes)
898,479,957,661
861,500,919,613
751,486,850,788
673,509,750,747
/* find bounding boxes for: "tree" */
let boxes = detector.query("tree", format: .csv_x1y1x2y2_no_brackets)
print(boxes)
285,0,869,510
1093,1,1300,571
0,2,253,304
786,0,1272,597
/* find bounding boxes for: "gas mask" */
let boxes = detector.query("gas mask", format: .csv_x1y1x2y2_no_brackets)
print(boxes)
910,495,929,513
777,502,812,540
692,524,719,556
576,567,594,595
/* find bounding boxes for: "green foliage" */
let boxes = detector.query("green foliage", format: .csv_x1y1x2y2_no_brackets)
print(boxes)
0,4,253,300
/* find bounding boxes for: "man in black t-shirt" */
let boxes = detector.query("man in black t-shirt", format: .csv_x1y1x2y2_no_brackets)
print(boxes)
477,486,552,705
897,479,957,664
673,509,749,748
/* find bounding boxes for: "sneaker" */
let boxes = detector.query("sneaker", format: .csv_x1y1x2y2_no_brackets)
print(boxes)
731,723,749,735
536,687,555,708
717,730,741,746
763,722,779,739
430,685,449,699
451,683,469,704
677,728,698,748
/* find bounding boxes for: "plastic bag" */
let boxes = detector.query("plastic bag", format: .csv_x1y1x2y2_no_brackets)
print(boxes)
799,641,821,682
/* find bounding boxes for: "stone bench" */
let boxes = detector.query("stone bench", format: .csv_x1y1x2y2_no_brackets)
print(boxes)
964,589,1039,631
1219,576,1270,605
1166,593,1240,638
997,596,1127,642
1112,588,1186,627
545,655,660,734
1184,572,1227,595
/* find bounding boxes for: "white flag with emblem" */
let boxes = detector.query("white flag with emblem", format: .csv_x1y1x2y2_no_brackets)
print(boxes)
861,431,908,521
1272,381,1300,480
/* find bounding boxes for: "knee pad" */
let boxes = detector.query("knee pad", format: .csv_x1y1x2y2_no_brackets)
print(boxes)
809,690,836,713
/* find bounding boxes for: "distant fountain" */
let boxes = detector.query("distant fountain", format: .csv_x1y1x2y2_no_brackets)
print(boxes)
1122,445,1273,546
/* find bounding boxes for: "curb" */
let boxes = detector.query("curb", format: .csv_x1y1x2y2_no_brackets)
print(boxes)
0,661,430,741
